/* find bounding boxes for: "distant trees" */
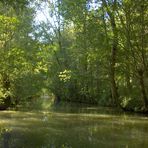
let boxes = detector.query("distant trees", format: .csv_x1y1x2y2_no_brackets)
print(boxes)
40,0,147,111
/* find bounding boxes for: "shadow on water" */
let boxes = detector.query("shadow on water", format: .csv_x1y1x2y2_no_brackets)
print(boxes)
0,102,148,148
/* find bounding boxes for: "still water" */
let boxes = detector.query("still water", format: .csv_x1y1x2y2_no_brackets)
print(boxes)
0,104,148,148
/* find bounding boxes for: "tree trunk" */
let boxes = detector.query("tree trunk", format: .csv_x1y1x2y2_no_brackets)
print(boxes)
138,70,148,109
110,45,118,106
110,15,119,106
102,0,119,106
0,74,11,109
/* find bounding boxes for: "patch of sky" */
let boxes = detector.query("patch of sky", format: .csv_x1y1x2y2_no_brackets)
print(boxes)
87,0,101,11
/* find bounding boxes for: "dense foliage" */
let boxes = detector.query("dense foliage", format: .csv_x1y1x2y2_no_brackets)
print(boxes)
0,0,147,112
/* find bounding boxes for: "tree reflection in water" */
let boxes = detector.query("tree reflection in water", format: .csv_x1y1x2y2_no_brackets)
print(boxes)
0,107,148,148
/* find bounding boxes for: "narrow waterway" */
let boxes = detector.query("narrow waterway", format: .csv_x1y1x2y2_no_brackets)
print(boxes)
0,104,148,148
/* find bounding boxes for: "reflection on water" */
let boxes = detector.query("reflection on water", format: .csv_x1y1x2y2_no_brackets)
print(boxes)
0,104,148,148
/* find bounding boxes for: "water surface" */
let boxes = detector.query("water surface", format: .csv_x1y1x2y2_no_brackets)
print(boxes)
0,104,148,148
